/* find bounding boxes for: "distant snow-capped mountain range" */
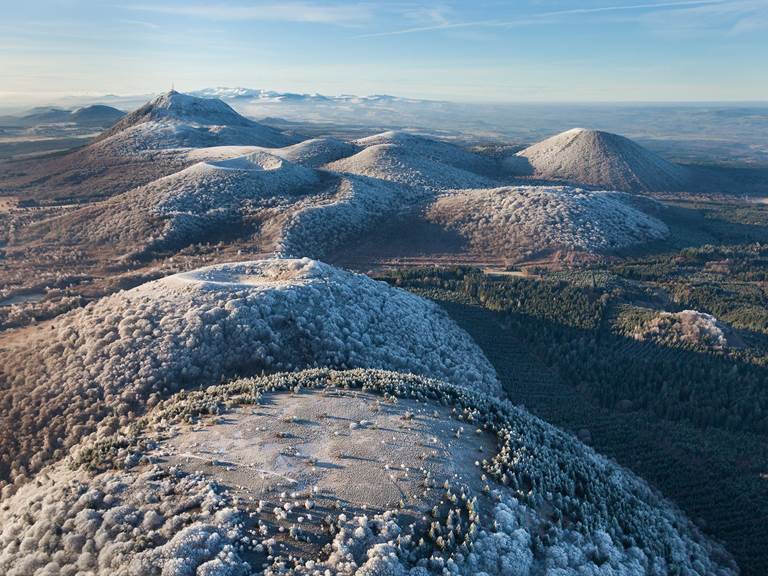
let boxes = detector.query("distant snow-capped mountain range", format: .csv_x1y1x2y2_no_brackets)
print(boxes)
189,87,435,105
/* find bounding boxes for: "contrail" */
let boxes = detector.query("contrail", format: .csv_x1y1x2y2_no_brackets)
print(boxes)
354,0,726,38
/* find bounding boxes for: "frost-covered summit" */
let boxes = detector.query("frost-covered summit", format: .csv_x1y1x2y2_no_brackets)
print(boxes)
0,369,738,576
0,259,499,484
93,90,299,153
510,128,690,192
107,90,252,130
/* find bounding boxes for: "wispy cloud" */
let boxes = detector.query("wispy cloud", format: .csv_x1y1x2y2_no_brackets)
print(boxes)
631,0,768,34
127,2,372,25
117,19,161,30
355,0,728,38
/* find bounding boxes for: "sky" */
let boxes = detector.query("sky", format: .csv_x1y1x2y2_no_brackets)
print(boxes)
1,0,767,103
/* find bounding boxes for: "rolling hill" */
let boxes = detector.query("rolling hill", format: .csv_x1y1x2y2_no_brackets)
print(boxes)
0,104,124,129
69,104,126,127
509,128,691,192
0,259,500,485
0,369,737,575
427,186,669,255
325,130,503,189
17,149,428,261
0,91,301,203
22,150,322,256
93,90,300,154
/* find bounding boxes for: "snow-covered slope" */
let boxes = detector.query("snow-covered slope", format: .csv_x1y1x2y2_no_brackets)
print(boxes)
265,137,359,167
326,130,500,189
0,369,737,576
0,259,500,485
186,137,359,168
277,174,427,259
428,186,669,254
103,90,254,133
510,128,691,192
0,92,304,203
93,90,299,153
24,142,424,260
28,151,320,255
149,152,318,216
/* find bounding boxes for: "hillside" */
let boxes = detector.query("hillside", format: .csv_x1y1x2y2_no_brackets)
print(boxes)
93,90,300,153
0,104,124,128
22,151,322,256
0,259,499,485
69,104,125,126
325,130,503,189
385,264,768,574
510,128,691,192
265,136,358,167
0,92,301,203
427,186,669,255
0,369,737,575
16,149,431,261
276,173,427,259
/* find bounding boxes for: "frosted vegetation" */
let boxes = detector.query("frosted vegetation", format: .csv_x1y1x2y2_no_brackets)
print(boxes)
15,95,678,259
259,137,359,168
0,259,499,487
628,309,731,351
325,131,503,190
507,128,691,193
276,174,428,259
1,93,725,574
0,369,737,575
27,151,322,256
186,137,359,168
22,137,434,260
427,186,669,254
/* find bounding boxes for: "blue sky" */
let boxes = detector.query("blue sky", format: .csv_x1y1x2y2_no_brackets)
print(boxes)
1,0,767,102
